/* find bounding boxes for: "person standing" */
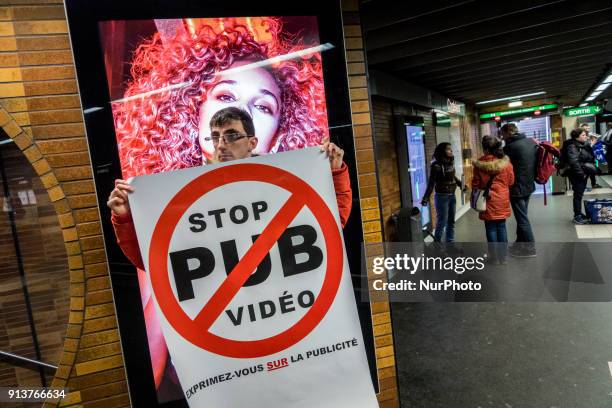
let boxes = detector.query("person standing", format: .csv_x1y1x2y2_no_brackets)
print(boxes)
580,123,602,188
472,136,515,264
421,142,463,243
602,122,612,175
499,123,537,257
107,107,352,391
562,128,597,224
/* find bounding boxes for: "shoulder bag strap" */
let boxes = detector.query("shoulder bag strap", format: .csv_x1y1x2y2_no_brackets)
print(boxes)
484,173,497,191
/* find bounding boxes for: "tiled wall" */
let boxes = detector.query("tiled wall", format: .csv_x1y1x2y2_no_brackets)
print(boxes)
342,1,398,406
0,0,399,407
0,2,128,406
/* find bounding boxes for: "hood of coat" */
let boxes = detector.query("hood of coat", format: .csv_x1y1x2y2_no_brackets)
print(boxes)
472,155,510,174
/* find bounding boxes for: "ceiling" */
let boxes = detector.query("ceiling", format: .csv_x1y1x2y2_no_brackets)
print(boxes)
360,0,612,107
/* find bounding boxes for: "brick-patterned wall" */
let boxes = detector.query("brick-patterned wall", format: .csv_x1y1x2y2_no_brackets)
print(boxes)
0,1,399,407
0,2,128,407
371,97,401,241
342,1,399,406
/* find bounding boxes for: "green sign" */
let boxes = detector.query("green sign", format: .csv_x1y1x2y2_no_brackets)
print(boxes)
479,103,558,119
563,105,602,117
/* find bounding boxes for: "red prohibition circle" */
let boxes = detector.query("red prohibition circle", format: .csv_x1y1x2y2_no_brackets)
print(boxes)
148,163,344,358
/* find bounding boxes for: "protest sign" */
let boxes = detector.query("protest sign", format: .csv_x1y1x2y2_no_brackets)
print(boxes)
129,147,378,407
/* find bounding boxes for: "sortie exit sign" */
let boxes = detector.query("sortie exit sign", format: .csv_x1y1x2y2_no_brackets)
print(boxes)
564,105,602,117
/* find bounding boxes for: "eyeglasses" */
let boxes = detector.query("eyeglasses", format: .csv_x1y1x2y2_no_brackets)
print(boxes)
204,132,251,145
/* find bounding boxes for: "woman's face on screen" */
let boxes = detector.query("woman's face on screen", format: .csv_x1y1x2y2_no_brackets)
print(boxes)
199,60,282,160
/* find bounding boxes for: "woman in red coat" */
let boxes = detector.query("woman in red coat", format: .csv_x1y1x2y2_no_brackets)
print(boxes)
472,135,515,263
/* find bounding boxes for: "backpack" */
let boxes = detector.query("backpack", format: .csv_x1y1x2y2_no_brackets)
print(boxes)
533,139,561,205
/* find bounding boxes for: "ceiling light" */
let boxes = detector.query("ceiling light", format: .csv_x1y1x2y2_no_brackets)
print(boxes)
595,83,610,92
590,91,602,97
603,74,612,84
83,107,103,114
586,96,595,101
579,103,588,107
113,43,334,103
508,101,523,108
476,92,546,105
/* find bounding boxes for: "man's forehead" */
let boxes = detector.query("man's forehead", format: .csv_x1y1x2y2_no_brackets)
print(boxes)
211,119,245,133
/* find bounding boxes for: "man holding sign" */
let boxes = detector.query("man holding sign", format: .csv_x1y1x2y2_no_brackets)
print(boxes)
108,107,352,267
106,107,376,407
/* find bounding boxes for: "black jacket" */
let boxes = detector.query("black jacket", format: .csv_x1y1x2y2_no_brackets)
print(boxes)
503,133,537,197
422,159,461,201
562,138,596,178
602,129,612,147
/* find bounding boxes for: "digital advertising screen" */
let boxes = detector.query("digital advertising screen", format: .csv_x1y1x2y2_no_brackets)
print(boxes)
64,1,376,406
98,15,332,404
405,125,430,227
99,16,330,178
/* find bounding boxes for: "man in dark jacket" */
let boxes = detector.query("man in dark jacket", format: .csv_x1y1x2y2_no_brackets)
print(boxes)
562,129,596,224
500,123,537,257
602,122,612,174
580,123,602,188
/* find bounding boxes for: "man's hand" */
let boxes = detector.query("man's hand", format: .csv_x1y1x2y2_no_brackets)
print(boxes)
107,179,134,217
321,137,344,170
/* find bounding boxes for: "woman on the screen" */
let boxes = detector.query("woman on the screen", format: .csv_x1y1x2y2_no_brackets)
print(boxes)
108,17,329,395
112,17,329,179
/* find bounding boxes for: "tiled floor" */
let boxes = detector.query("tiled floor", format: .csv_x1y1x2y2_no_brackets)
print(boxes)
568,176,612,239
575,224,612,239
566,187,612,196
394,176,612,408
599,174,612,186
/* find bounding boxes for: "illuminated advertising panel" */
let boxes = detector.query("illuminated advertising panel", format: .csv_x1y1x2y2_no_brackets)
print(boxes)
65,1,377,406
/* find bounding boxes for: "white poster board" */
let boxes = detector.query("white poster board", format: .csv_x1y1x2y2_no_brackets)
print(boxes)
128,147,378,408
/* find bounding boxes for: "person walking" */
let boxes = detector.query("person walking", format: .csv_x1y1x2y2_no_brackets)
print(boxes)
421,142,463,243
472,136,515,264
499,123,537,257
561,128,597,224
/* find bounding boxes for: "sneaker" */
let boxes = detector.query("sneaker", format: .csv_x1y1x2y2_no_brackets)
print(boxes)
573,214,589,224
593,184,603,189
509,246,537,258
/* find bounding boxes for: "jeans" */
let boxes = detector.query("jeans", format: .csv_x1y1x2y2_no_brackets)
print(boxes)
570,175,588,216
484,220,508,260
510,196,535,243
434,193,456,243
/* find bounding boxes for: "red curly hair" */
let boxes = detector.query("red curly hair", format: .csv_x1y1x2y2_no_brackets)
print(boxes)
112,17,329,178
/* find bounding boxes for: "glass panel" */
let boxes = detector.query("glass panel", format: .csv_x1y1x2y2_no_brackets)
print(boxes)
0,131,70,395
